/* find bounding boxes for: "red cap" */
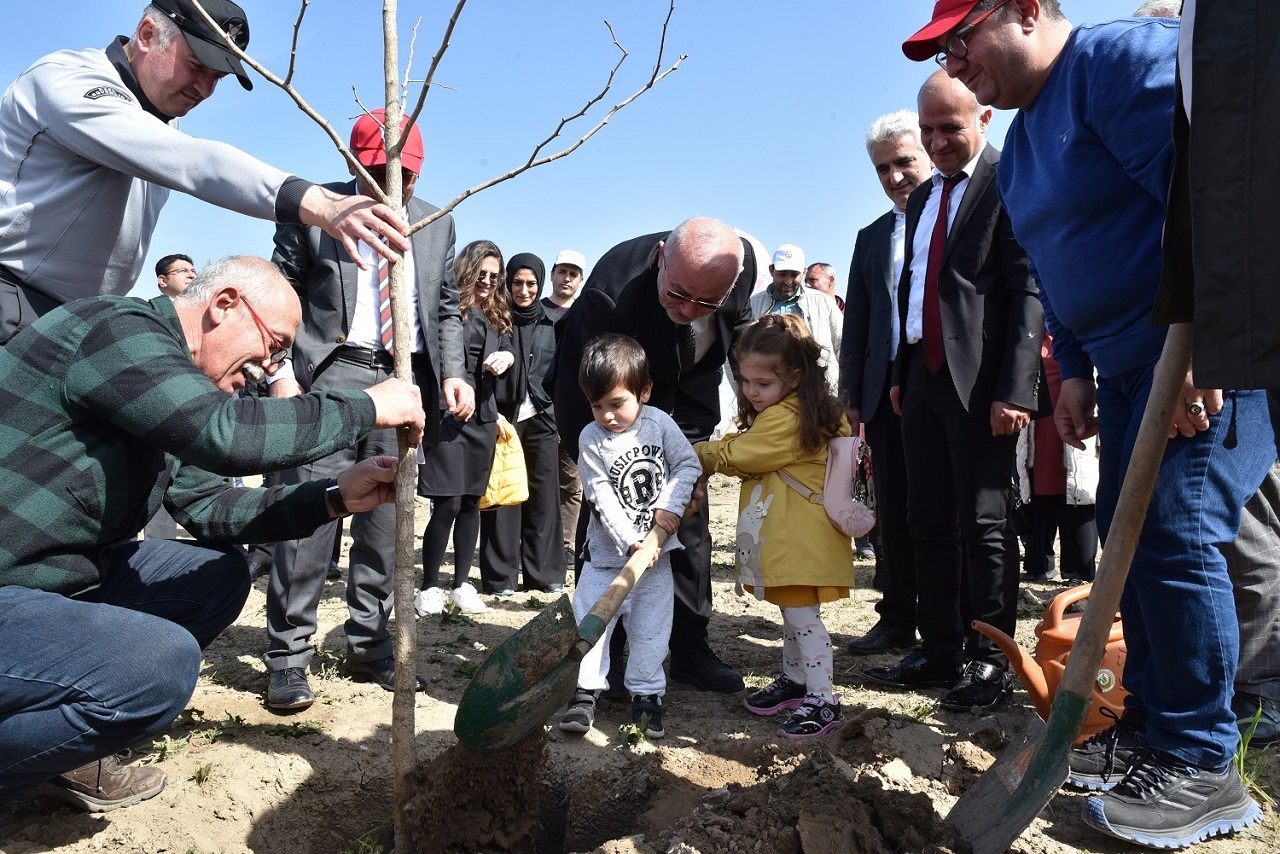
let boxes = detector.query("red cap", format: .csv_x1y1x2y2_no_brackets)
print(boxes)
349,109,424,175
902,0,984,61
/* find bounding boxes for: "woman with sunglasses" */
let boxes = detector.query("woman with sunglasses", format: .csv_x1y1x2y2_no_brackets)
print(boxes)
478,252,566,596
415,240,514,616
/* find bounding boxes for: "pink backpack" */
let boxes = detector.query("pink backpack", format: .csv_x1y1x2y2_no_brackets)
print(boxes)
777,436,875,538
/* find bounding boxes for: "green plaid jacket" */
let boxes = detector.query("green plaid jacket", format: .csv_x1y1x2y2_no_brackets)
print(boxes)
0,295,376,595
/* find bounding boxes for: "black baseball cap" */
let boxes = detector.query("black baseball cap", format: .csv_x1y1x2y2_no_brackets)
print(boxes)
150,0,254,90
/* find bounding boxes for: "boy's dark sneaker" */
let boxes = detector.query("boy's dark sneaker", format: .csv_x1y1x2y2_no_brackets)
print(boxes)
939,661,1012,712
1067,709,1144,791
1081,748,1262,848
743,673,807,716
558,689,599,734
631,694,665,739
1233,692,1280,748
778,695,842,739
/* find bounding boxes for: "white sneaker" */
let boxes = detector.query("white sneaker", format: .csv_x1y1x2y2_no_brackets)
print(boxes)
448,582,487,614
414,587,446,617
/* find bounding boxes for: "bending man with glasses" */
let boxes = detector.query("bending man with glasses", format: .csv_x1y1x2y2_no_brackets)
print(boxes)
0,255,425,812
553,217,757,695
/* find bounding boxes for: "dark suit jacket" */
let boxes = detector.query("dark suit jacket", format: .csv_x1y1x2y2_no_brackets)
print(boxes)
841,209,897,424
893,145,1043,415
271,181,463,441
553,231,757,458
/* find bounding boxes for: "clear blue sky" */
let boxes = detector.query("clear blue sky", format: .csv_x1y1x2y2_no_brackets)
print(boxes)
3,1,1140,300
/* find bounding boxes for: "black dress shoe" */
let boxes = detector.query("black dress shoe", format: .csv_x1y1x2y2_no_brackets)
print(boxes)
248,556,272,582
939,661,1012,712
847,623,918,655
669,641,745,693
267,667,314,711
347,656,427,693
862,649,960,689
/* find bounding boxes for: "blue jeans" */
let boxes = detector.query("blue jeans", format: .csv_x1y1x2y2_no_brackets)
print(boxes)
0,539,249,789
1096,365,1274,768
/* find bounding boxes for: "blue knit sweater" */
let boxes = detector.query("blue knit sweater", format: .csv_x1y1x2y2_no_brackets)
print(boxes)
997,18,1178,381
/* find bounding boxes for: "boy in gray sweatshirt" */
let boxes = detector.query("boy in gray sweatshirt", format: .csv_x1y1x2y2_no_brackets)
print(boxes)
559,334,701,740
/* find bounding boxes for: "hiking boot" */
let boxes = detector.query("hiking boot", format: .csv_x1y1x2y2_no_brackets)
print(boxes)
448,582,487,614
778,695,842,739
631,694,665,739
559,689,599,734
414,586,446,617
743,673,807,716
1067,709,1145,791
939,661,1012,712
669,640,744,693
1081,748,1262,848
47,755,166,813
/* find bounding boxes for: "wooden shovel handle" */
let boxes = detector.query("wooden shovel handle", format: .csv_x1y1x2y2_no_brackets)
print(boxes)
570,526,670,660
1058,323,1192,701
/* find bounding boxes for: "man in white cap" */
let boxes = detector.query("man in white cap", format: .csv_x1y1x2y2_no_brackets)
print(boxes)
542,249,587,323
749,243,843,391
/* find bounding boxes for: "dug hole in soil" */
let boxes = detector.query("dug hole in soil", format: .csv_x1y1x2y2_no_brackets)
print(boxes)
2,477,1277,853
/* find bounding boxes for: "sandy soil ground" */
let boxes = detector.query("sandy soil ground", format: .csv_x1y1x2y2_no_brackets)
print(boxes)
2,476,1277,853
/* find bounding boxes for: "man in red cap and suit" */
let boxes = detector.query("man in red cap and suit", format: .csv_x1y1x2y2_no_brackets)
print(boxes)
262,110,469,711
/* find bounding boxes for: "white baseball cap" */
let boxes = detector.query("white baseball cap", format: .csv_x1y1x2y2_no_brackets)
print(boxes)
771,244,805,273
553,250,587,271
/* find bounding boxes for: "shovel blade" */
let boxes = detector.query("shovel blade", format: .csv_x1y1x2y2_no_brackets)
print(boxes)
948,690,1090,853
454,594,582,752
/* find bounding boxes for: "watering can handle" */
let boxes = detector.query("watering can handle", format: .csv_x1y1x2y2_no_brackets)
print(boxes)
1044,582,1093,628
569,526,671,661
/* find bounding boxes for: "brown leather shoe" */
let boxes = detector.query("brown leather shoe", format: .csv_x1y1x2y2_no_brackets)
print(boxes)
46,755,166,812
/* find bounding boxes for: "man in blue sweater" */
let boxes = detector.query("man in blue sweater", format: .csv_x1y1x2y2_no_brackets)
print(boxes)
903,0,1274,848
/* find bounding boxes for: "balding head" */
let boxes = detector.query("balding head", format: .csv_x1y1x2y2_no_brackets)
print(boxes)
656,217,744,325
175,256,301,392
918,69,991,176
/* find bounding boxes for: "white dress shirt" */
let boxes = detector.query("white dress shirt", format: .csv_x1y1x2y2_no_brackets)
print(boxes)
904,145,986,345
347,234,424,353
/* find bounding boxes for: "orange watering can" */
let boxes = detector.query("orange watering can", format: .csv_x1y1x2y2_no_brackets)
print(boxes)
973,583,1127,744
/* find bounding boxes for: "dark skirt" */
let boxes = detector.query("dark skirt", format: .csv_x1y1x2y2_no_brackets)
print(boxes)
419,409,497,497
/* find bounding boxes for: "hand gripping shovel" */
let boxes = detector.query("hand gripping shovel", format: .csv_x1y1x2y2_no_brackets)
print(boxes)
947,323,1192,853
454,527,670,751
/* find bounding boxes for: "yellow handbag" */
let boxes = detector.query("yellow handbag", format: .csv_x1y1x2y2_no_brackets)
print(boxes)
480,416,529,509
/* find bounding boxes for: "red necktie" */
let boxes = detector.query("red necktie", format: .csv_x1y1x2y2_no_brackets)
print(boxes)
922,172,964,373
376,250,394,354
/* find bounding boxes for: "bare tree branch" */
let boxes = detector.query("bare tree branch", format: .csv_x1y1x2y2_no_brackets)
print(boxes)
401,0,467,151
401,17,423,111
406,0,684,235
186,0,391,207
283,0,310,87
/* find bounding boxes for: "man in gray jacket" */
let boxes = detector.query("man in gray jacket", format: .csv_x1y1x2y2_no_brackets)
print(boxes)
0,0,410,341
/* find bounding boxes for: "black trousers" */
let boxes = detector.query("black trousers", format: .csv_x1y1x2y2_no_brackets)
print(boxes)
479,413,566,592
864,380,918,635
1025,495,1098,581
899,345,1019,670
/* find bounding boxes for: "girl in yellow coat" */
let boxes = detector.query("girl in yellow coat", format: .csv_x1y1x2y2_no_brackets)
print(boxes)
695,315,853,738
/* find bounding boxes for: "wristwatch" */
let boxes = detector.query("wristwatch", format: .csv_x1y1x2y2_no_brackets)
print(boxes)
324,478,352,518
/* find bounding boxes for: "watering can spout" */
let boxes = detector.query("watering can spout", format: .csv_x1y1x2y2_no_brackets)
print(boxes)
972,620,1052,719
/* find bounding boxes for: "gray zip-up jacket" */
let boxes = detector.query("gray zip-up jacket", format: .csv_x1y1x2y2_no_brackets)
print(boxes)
0,38,310,303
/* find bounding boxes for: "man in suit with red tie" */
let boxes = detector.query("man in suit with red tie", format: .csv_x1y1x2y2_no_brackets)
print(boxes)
840,110,932,656
262,110,470,711
862,70,1043,712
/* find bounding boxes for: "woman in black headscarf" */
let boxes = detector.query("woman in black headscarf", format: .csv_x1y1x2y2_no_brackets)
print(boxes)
479,252,566,594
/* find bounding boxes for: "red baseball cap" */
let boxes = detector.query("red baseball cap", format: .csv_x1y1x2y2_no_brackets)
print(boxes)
902,0,984,61
349,109,425,176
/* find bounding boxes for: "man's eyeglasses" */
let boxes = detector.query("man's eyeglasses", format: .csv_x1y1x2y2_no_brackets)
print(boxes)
665,284,726,311
241,297,288,365
935,0,1014,68
476,271,500,285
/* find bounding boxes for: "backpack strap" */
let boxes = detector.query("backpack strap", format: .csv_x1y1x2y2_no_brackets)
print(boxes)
778,469,824,505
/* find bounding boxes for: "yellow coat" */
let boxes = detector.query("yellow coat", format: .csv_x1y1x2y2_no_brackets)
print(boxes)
694,396,854,598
